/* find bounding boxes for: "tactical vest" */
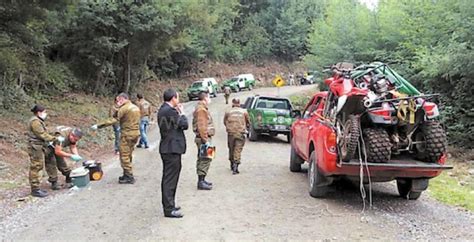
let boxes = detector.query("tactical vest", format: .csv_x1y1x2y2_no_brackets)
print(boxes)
225,107,247,134
193,102,215,137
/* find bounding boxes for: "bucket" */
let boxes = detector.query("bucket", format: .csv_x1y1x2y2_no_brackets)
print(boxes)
83,160,104,181
70,167,90,188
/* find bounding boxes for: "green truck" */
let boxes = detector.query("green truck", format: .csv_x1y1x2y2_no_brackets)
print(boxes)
221,74,256,92
242,95,300,143
187,78,219,100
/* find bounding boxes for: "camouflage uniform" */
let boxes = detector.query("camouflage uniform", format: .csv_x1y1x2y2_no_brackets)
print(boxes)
27,116,57,190
97,100,140,176
223,86,231,104
224,106,250,164
193,101,215,176
45,126,75,183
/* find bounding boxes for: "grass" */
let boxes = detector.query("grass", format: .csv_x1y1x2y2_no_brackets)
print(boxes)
428,161,474,211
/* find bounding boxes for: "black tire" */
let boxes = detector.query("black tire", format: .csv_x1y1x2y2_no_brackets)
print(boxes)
286,133,291,143
248,125,258,141
338,115,360,162
414,121,447,163
397,179,422,200
236,86,241,92
363,128,391,163
249,84,253,90
308,151,329,198
290,143,303,172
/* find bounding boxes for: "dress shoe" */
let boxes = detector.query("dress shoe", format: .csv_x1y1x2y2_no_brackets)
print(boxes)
165,210,183,218
118,175,135,184
50,181,60,190
31,189,48,198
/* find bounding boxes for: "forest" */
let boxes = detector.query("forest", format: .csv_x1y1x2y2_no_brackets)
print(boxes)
0,0,472,147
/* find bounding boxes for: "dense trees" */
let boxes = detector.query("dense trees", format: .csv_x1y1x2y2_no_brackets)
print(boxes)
0,0,472,147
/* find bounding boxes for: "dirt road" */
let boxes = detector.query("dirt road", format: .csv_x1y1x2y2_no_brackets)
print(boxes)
1,85,472,240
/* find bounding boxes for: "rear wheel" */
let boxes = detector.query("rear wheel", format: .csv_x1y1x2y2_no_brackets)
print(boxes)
236,86,241,92
286,133,291,143
363,128,391,163
337,115,360,162
308,151,329,197
290,143,303,172
248,125,258,141
414,121,446,163
249,84,253,90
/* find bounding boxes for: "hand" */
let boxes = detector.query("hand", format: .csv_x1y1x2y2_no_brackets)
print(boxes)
91,124,98,130
57,136,65,143
70,154,82,162
177,104,185,114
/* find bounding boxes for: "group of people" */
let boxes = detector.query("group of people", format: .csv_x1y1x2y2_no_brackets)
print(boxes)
26,88,250,219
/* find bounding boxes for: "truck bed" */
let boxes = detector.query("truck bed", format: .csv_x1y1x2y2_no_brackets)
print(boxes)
342,158,452,170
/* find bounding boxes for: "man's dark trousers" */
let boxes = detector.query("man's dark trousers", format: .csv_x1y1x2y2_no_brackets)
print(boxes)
161,153,182,213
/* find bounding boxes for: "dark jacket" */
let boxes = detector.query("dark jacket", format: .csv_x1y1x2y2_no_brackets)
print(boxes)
158,103,189,154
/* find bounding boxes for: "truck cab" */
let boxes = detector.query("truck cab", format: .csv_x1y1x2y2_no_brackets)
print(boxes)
187,78,218,100
290,91,452,199
222,74,256,92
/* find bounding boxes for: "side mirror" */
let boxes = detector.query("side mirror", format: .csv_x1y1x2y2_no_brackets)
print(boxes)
291,110,301,118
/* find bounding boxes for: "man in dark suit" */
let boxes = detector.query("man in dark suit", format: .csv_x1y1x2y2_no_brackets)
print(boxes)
158,89,188,218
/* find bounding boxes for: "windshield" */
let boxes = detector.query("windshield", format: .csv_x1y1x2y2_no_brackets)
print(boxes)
255,98,290,110
230,77,239,82
192,82,203,88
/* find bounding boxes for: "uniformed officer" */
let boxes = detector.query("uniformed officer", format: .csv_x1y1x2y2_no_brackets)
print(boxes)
45,126,84,190
136,93,152,149
92,93,140,184
193,91,215,190
27,104,65,197
223,86,231,104
224,98,250,174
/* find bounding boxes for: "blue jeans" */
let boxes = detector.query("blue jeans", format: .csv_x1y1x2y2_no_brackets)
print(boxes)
113,124,121,152
139,117,149,147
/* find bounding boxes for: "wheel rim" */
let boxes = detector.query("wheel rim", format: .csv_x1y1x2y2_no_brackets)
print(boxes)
336,121,348,157
415,132,427,153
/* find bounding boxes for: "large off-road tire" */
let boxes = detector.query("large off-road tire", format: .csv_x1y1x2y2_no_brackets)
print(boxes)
363,128,391,163
308,151,329,198
290,143,303,172
338,115,360,162
248,125,258,141
414,121,447,163
396,179,424,200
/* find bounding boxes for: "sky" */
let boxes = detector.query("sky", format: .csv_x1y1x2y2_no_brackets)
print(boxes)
359,0,379,10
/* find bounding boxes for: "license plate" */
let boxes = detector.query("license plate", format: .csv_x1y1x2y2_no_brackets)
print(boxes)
275,125,286,130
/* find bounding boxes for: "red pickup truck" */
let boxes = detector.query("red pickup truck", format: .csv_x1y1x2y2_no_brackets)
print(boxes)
290,91,452,200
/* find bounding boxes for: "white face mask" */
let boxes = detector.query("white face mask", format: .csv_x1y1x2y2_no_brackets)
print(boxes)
39,112,47,120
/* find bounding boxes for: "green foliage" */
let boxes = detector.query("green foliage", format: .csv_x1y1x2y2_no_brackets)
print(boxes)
305,0,474,148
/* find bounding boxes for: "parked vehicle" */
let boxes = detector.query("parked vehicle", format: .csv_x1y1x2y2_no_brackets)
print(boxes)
242,95,300,143
187,78,218,100
222,74,256,92
290,92,452,200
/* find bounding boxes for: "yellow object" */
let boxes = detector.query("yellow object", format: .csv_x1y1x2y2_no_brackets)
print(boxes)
397,99,417,124
91,171,103,181
272,75,285,87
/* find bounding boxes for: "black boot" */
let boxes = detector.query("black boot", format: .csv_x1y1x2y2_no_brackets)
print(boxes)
65,173,73,188
230,161,234,170
50,181,60,190
197,175,212,190
31,189,48,198
232,162,240,174
204,176,213,186
119,174,135,184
